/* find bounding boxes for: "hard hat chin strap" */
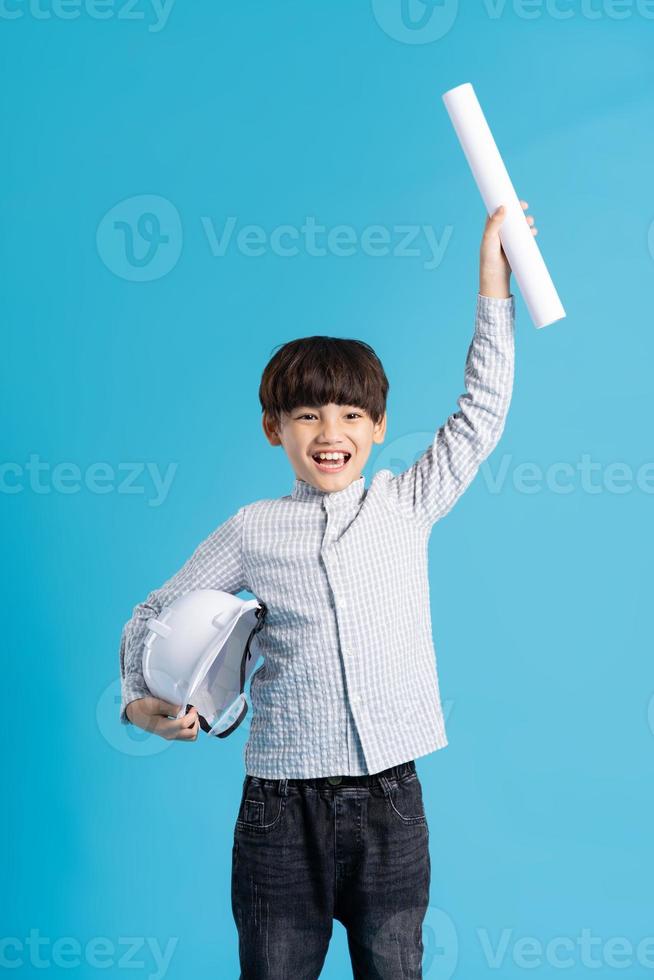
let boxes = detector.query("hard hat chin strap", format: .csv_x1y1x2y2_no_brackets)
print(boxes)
185,599,268,739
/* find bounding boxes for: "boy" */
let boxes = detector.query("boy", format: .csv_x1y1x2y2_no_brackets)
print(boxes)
119,201,537,978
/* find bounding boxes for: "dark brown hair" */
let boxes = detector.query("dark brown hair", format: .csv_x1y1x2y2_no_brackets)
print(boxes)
259,335,389,429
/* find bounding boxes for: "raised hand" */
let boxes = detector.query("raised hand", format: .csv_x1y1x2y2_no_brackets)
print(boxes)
479,199,537,298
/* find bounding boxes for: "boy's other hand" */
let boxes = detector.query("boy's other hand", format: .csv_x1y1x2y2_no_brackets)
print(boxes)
479,199,537,299
125,697,200,741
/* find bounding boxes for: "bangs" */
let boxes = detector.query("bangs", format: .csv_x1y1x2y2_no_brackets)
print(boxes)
259,335,389,427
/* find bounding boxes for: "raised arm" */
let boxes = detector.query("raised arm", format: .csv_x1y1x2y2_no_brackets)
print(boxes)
118,506,247,726
387,292,515,530
387,198,538,530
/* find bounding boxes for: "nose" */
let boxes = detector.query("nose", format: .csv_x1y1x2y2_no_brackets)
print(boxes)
317,423,345,445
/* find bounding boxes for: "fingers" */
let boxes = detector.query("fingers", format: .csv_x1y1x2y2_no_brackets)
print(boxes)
484,205,506,235
519,199,539,233
526,213,538,235
174,705,200,740
176,713,200,741
126,697,201,741
154,704,201,741
488,201,538,235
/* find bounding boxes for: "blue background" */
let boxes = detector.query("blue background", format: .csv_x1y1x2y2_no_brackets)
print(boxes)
3,1,653,977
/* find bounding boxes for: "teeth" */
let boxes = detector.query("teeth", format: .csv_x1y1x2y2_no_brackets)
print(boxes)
315,452,348,460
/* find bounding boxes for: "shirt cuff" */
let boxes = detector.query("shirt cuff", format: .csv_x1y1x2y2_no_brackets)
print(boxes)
476,292,515,334
120,674,152,725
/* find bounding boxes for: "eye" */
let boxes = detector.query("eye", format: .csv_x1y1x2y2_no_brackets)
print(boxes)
296,412,363,421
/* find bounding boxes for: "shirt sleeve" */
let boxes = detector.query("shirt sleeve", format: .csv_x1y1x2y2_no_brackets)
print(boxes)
387,293,515,530
118,505,247,725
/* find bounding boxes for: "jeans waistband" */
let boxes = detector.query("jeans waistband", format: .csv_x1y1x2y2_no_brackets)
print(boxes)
248,760,416,792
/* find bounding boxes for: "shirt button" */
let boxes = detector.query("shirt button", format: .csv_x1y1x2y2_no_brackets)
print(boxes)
352,693,363,704
336,595,348,610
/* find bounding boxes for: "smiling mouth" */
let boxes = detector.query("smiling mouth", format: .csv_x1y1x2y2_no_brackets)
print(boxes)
311,452,352,473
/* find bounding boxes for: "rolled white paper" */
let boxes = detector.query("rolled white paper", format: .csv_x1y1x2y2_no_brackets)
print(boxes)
442,82,565,329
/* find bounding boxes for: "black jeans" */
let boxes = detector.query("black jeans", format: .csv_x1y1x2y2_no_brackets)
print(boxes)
231,760,431,979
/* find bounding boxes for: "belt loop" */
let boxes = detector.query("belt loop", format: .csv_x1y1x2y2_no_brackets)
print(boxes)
378,773,392,796
279,778,288,797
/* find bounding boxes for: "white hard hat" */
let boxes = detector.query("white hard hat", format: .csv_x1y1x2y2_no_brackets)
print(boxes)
142,589,267,738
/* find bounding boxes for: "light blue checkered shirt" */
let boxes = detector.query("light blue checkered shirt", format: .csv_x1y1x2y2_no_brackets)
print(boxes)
119,293,515,777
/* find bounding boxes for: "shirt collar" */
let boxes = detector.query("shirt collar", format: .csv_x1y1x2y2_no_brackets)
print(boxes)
291,474,366,506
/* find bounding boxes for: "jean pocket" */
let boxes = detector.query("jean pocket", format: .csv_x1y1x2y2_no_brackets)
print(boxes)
381,773,427,826
235,777,287,835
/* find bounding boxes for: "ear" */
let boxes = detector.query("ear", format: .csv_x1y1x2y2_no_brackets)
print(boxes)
262,412,283,447
372,411,387,445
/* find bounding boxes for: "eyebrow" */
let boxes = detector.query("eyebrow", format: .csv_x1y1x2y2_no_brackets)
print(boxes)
294,405,365,412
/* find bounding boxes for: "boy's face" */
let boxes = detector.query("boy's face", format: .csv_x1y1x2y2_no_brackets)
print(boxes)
263,403,387,491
